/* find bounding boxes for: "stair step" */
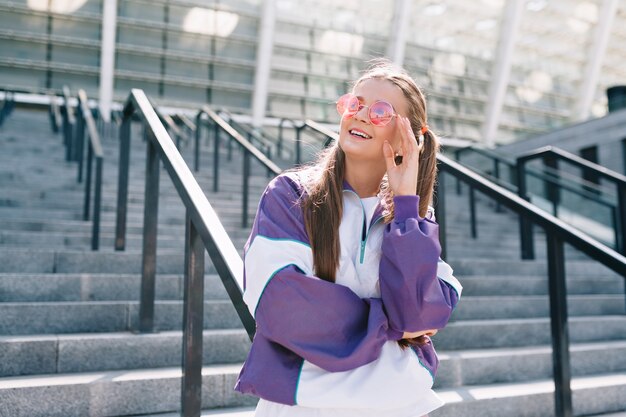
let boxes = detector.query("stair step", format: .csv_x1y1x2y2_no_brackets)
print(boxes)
0,364,258,417
0,300,242,335
432,372,626,417
436,315,626,350
0,330,250,376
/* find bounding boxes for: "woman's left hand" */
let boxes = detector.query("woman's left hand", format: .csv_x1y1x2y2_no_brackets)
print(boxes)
383,116,423,196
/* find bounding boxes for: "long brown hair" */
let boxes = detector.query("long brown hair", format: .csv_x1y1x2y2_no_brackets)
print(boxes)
298,60,440,346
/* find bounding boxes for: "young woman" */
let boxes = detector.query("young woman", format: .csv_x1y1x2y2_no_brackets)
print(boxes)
234,60,462,417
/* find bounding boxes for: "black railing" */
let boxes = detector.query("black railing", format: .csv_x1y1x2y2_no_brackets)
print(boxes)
455,145,517,189
174,113,196,140
0,89,16,127
49,94,62,134
114,89,256,417
455,145,620,251
195,106,282,228
60,86,77,162
160,112,187,150
218,109,274,160
517,146,626,258
436,153,626,417
300,127,626,417
75,89,104,251
294,119,337,165
278,117,298,161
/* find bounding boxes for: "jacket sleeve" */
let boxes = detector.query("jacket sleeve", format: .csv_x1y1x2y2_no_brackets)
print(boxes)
243,174,403,373
379,195,462,333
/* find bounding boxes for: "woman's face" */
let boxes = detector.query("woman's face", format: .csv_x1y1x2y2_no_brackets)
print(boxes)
338,78,409,165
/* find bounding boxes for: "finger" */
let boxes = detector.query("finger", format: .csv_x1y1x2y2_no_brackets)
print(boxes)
383,140,396,171
405,118,419,154
401,117,418,160
399,117,412,158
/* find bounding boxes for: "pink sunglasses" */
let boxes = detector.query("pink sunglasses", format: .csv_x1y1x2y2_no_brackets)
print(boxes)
336,93,397,127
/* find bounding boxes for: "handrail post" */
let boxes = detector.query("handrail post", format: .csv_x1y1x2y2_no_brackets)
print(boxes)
76,106,86,183
139,134,160,333
227,135,233,161
469,187,477,239
454,148,463,195
72,106,82,162
617,184,626,255
296,125,302,165
84,143,93,221
213,121,220,192
115,116,131,251
181,212,205,417
242,151,251,228
546,234,573,417
494,159,502,212
517,158,535,259
435,171,447,260
544,155,560,216
278,119,284,158
194,113,202,172
92,156,103,251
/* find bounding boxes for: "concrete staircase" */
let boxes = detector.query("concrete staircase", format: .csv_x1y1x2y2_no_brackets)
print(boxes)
0,108,625,417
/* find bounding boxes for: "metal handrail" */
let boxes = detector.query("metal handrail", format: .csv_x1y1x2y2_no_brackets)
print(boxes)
114,89,256,417
218,109,274,153
161,112,186,150
295,119,337,164
436,153,626,417
174,113,196,136
517,146,626,258
76,89,104,251
48,94,62,134
455,145,619,247
299,127,626,417
61,86,77,162
195,105,281,227
278,117,298,160
0,89,16,127
454,145,613,195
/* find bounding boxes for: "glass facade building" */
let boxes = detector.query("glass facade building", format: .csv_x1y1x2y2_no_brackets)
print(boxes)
1,0,624,145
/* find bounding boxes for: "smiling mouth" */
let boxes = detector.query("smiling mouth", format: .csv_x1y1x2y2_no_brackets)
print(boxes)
349,129,372,139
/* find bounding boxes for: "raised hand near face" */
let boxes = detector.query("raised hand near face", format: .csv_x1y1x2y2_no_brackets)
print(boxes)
382,116,424,196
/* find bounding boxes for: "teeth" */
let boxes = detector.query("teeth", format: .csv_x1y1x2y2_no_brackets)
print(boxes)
350,129,371,139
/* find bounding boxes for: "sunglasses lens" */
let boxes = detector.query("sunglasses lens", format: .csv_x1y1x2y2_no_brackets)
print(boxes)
369,101,394,126
337,94,359,117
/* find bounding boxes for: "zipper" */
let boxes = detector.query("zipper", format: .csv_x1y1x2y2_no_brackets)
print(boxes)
344,189,383,265
360,215,383,264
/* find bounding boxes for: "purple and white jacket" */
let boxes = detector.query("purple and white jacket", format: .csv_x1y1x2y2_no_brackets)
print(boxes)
234,172,462,413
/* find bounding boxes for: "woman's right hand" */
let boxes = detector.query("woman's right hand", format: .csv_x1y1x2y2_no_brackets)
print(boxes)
402,329,438,339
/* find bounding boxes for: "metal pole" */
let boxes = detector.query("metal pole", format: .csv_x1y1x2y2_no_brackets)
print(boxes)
469,187,477,239
76,110,86,182
454,148,463,196
139,135,160,333
617,184,626,255
84,144,93,221
494,159,502,212
517,159,535,259
296,126,302,165
213,122,220,193
435,172,447,260
194,115,201,172
92,157,103,251
115,117,131,251
181,212,205,417
546,233,573,417
242,151,250,228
